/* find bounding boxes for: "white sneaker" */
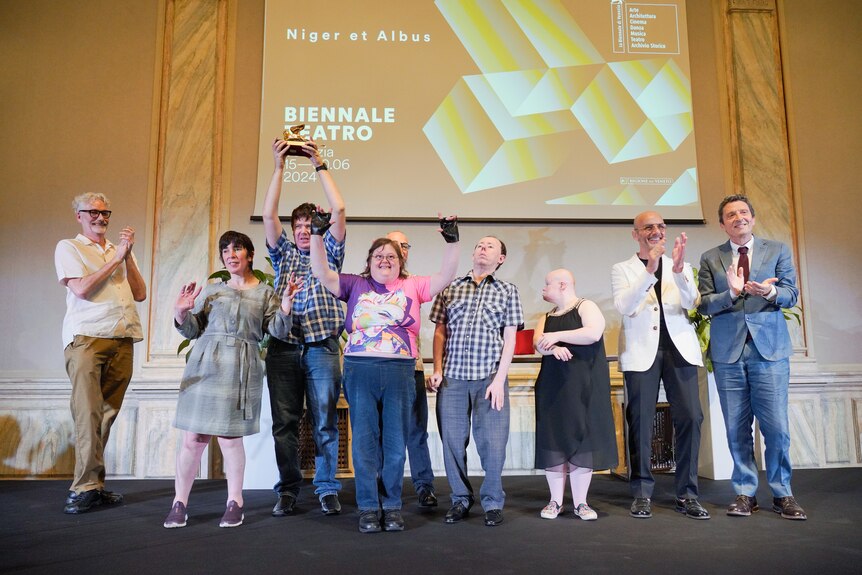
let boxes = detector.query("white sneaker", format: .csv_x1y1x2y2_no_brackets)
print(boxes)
574,503,598,521
540,501,562,519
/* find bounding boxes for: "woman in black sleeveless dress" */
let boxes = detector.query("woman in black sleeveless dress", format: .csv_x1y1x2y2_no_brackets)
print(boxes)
533,269,618,520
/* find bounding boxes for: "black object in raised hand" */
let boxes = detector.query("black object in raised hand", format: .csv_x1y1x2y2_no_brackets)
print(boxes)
439,216,459,244
311,209,333,236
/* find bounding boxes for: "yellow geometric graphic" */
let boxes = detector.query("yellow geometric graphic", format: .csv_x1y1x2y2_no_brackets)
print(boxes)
425,76,574,193
657,168,699,205
501,0,604,67
426,0,696,200
546,167,698,207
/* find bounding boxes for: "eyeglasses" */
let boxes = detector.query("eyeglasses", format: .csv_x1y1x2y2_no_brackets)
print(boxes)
373,254,399,262
399,242,411,250
636,223,666,232
78,209,112,219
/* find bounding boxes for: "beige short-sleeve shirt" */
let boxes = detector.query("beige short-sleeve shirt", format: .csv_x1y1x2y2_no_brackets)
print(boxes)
55,234,143,347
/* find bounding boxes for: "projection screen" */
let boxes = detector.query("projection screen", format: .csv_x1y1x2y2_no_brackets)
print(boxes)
253,0,703,223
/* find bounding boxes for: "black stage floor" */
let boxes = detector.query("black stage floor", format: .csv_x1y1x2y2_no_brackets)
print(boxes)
2,469,861,574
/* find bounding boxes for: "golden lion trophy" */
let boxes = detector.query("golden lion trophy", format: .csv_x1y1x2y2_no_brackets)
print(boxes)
280,124,321,158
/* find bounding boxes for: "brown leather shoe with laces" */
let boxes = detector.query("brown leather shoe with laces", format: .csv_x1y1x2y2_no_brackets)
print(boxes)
773,496,807,520
727,494,758,517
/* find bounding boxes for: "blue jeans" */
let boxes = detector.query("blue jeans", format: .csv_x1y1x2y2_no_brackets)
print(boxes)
713,340,793,498
436,374,510,511
343,356,415,512
407,370,435,491
266,336,342,498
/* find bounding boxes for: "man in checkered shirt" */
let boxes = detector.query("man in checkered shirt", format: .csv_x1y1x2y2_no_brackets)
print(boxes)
262,137,346,518
428,236,524,527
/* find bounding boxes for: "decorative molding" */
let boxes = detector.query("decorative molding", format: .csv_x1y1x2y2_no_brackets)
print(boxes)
728,0,775,12
5,367,859,479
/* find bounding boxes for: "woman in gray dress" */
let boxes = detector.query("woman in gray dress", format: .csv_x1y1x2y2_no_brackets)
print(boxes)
163,231,300,529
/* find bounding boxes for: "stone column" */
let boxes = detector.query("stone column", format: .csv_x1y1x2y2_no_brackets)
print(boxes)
147,0,232,363
719,0,807,355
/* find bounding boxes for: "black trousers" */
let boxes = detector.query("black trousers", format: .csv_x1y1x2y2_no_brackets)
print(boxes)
624,343,703,499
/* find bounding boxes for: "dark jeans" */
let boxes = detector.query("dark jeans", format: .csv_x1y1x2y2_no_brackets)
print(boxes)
266,336,342,498
407,370,435,491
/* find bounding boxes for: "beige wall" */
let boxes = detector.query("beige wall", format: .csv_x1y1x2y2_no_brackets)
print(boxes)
780,0,862,368
1,0,859,381
0,1,159,377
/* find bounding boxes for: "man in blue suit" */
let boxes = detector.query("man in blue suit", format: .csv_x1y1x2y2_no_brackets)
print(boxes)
697,195,805,520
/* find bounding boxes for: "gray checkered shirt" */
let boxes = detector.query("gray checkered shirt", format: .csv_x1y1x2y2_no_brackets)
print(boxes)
268,229,345,344
429,271,524,380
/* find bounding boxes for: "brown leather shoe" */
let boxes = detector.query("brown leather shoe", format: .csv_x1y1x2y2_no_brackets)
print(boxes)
727,495,759,516
772,496,807,520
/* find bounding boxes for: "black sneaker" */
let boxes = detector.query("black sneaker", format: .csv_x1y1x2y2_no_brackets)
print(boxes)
382,509,405,531
64,489,102,514
99,490,124,505
359,510,382,533
444,502,469,524
321,493,341,515
630,497,652,518
417,488,438,508
484,509,504,526
272,493,297,516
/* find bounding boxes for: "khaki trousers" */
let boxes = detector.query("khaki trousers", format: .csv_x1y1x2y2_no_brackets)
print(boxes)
64,335,133,493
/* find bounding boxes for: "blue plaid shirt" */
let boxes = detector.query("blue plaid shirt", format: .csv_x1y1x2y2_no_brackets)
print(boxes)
268,229,345,344
429,271,524,380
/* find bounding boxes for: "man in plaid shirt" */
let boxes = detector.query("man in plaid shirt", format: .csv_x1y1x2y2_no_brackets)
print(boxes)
428,236,524,527
262,137,346,517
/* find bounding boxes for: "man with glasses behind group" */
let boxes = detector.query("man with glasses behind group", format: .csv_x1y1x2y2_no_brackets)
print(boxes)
55,193,147,513
385,231,438,509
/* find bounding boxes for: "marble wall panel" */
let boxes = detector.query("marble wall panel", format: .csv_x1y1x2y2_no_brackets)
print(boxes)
102,406,138,477
822,398,851,465
4,374,862,480
788,398,820,467
0,407,74,477
854,398,862,464
139,405,182,478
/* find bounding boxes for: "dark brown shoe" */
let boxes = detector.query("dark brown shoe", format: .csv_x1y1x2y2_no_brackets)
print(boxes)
772,496,807,520
727,495,759,517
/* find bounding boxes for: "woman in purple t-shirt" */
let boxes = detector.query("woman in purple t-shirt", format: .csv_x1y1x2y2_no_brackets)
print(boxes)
310,214,459,533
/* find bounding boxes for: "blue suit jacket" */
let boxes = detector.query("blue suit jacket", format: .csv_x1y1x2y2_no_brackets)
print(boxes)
697,238,798,363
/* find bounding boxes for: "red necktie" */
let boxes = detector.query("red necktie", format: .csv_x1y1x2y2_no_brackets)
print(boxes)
737,246,750,283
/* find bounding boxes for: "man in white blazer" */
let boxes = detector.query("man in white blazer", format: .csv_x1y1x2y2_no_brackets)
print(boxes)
612,211,708,520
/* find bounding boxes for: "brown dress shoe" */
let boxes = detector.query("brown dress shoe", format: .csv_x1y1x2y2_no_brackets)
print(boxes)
727,495,759,516
773,496,807,520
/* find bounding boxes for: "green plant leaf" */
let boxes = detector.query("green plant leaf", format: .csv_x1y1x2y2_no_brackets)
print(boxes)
209,269,230,282
177,338,191,356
